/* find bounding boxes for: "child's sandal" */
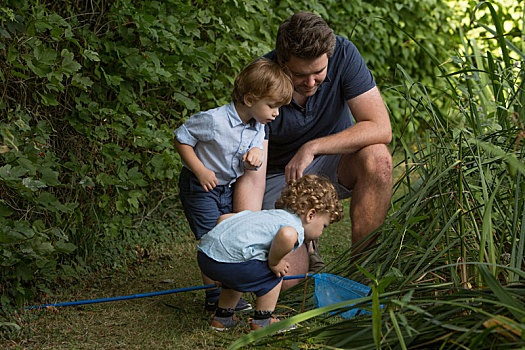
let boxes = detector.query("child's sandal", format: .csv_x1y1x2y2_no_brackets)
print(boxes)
210,314,239,331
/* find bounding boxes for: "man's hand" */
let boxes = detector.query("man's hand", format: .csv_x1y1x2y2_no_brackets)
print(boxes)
285,144,315,182
243,147,263,170
195,167,218,192
269,258,290,278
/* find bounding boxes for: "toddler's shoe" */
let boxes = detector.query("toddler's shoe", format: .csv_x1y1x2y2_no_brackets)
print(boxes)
210,314,239,331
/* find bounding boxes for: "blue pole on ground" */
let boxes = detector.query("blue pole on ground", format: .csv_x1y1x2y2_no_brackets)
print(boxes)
26,274,309,310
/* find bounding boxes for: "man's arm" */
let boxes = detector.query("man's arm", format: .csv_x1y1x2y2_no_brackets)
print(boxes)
285,87,391,182
233,139,268,211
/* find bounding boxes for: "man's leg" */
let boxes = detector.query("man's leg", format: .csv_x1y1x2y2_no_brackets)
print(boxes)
337,144,392,253
280,244,309,290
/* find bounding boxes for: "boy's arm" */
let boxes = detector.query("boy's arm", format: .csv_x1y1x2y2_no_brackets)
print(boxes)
242,147,263,170
268,226,299,278
174,139,218,192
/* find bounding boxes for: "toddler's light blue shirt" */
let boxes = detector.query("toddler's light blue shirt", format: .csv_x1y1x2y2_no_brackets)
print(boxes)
197,209,305,263
174,102,264,185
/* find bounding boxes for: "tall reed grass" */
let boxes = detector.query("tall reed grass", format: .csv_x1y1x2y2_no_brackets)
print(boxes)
230,2,525,349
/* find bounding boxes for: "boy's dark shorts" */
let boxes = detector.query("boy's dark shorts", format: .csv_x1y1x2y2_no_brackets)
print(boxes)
197,251,282,297
178,167,233,240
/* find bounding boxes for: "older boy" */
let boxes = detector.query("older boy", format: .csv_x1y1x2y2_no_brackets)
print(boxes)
174,58,293,311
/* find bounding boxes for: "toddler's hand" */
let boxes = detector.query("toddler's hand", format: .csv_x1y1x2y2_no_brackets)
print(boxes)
269,259,290,278
242,148,262,170
196,168,218,192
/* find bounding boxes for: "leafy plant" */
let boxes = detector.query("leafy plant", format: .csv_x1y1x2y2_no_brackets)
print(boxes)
230,1,525,348
0,0,465,315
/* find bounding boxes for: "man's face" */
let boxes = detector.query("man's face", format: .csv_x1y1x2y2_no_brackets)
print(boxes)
282,54,328,98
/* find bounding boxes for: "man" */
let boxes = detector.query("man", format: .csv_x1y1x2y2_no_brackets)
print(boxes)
234,11,393,289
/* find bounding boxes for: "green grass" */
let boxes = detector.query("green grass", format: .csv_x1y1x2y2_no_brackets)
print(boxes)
3,208,355,350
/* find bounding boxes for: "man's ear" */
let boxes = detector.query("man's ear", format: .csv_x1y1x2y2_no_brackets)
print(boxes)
305,208,316,223
278,58,287,71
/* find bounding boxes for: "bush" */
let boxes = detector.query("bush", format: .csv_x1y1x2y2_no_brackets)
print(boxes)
0,0,462,312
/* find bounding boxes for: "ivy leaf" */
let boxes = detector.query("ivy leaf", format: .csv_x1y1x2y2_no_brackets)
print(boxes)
61,49,81,75
127,190,143,209
34,46,57,66
13,222,35,239
0,27,10,39
0,229,25,243
18,158,37,175
0,201,13,217
0,165,27,179
37,192,70,212
83,49,100,62
72,74,93,90
116,200,126,213
22,177,47,191
55,240,77,254
96,173,117,186
173,92,198,110
128,167,147,186
37,92,59,106
39,167,60,186
104,72,124,86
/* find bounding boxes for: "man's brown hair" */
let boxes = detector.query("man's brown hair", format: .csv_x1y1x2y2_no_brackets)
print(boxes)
276,11,336,64
231,58,293,105
275,175,343,223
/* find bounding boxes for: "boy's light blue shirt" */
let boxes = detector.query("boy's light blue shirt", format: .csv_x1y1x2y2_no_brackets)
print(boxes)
174,102,264,185
197,209,305,263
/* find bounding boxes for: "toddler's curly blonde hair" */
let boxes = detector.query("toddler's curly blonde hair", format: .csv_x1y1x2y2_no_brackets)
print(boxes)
275,175,343,223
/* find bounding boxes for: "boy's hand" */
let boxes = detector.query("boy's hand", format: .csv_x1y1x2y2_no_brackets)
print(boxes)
269,259,290,278
196,168,218,192
242,148,263,170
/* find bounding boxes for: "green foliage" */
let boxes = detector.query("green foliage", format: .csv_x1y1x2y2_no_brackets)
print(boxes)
231,1,525,348
0,0,276,311
0,0,463,314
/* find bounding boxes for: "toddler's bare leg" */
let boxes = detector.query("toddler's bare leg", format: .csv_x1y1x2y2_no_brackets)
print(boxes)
218,289,242,309
255,280,283,311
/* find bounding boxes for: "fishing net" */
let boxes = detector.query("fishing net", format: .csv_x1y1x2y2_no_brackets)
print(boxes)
313,273,372,319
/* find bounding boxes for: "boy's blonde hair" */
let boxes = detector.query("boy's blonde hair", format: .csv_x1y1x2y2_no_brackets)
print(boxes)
232,58,293,106
275,175,343,223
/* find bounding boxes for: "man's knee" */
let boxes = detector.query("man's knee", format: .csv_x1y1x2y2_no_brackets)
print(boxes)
339,144,392,187
366,145,392,184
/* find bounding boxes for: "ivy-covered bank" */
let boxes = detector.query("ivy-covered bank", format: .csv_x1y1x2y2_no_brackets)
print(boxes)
0,0,463,313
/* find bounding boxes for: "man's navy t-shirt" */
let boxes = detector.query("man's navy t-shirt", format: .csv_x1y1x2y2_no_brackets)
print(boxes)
264,36,376,173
